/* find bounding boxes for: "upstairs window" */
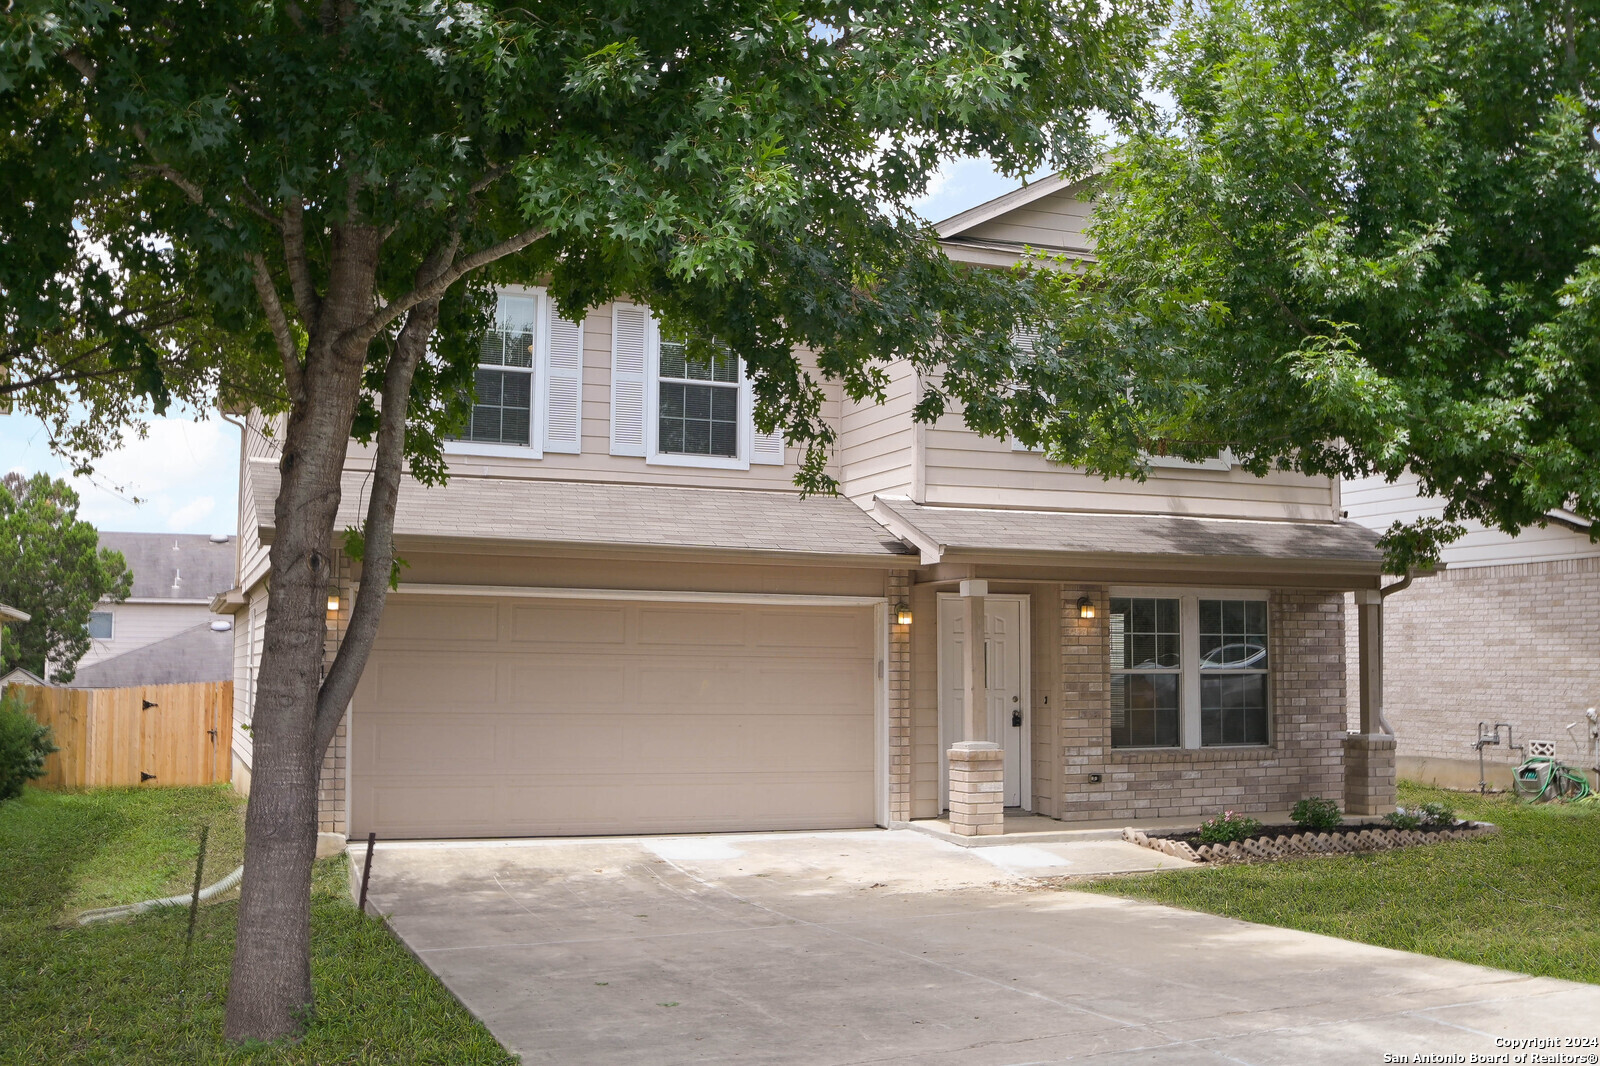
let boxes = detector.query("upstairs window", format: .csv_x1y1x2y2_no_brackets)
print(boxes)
657,335,739,458
447,290,583,459
460,295,537,448
87,610,114,640
609,303,784,468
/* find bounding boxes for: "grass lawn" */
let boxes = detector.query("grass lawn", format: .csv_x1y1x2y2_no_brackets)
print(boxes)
0,785,516,1065
1082,782,1600,984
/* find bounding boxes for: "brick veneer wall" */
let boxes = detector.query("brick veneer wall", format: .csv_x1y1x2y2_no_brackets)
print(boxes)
1058,587,1347,821
1344,558,1600,776
887,569,913,822
315,550,353,836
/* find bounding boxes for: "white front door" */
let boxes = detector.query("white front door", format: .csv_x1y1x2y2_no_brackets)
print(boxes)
938,594,1028,810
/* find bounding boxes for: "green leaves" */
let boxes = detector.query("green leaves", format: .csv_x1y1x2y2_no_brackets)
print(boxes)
1025,0,1600,570
0,473,132,682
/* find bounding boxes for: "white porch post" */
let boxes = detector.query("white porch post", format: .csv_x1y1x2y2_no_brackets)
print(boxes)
1345,589,1397,815
948,579,1004,837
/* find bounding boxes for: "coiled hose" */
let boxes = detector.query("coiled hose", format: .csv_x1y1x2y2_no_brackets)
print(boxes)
75,864,245,926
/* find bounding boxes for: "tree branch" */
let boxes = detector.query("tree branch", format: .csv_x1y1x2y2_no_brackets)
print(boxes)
282,197,321,330
314,237,459,748
344,225,549,351
248,254,307,404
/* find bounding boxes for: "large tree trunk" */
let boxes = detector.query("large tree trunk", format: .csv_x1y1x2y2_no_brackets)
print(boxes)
224,229,383,1043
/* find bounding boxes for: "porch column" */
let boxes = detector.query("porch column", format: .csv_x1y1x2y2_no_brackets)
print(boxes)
949,579,1004,837
1345,589,1397,815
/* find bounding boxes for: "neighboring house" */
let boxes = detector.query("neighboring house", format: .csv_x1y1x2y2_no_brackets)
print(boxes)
66,532,237,688
0,604,33,694
1343,473,1600,789
218,175,1390,841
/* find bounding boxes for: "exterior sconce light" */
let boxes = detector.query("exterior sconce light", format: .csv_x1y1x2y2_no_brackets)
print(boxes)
895,602,913,626
1077,596,1096,620
327,592,341,616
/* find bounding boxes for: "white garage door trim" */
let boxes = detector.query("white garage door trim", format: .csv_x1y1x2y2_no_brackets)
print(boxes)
391,583,886,607
358,584,891,835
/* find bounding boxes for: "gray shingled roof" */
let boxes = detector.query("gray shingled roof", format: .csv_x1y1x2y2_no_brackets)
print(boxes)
66,622,233,688
876,498,1383,567
250,462,910,561
99,532,237,601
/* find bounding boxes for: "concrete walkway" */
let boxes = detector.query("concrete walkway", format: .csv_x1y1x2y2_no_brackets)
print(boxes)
361,829,1599,1065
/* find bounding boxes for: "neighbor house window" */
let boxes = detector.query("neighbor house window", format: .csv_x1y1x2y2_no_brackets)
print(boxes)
1110,590,1270,749
87,610,113,639
458,295,538,447
657,333,739,457
1110,597,1181,747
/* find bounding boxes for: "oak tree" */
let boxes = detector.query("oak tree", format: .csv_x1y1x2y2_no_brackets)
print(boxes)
1004,0,1600,570
1,0,1158,1041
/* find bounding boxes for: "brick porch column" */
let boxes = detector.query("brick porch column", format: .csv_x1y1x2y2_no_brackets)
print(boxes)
1344,733,1397,815
948,579,1004,836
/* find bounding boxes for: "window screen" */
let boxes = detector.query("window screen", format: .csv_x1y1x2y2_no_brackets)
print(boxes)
457,296,537,446
1199,599,1269,745
658,335,738,457
1110,597,1181,748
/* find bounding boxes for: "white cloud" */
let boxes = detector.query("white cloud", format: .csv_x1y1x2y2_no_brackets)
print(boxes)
2,409,239,535
166,495,217,531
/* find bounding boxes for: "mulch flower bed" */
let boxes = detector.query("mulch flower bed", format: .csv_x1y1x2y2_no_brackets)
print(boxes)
1122,820,1498,864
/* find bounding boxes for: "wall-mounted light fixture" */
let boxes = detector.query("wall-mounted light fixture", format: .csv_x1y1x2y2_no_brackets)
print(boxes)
1077,596,1096,620
327,591,341,616
895,602,913,626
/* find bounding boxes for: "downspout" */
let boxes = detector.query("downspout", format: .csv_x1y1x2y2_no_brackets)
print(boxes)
219,411,247,582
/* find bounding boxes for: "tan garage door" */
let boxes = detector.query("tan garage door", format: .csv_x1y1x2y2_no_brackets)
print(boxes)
350,596,878,839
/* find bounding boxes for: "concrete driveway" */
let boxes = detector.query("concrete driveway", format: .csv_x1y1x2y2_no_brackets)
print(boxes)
361,830,1600,1065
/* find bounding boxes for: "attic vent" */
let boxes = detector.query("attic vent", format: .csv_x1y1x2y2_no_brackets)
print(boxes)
209,533,229,543
881,539,916,555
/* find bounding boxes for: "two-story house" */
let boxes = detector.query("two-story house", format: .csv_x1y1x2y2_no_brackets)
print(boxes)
64,531,236,688
217,175,1390,842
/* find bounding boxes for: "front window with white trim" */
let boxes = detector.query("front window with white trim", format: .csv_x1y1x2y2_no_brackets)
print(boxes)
657,334,739,458
458,295,537,448
1110,590,1270,749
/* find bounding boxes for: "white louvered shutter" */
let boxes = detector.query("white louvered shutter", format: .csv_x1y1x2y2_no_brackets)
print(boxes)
610,305,649,456
750,421,785,465
1009,328,1044,452
543,305,583,454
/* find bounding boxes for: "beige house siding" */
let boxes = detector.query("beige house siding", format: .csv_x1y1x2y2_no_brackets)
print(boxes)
237,411,281,593
1344,558,1600,787
958,184,1095,251
75,601,214,673
230,586,267,792
921,417,1341,521
839,360,918,503
1343,472,1598,569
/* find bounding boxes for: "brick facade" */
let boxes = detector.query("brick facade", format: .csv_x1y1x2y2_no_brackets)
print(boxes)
887,569,914,823
316,550,353,835
1056,587,1348,821
1345,558,1600,785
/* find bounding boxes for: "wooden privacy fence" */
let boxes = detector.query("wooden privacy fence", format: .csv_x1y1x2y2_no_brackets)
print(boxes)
8,681,232,789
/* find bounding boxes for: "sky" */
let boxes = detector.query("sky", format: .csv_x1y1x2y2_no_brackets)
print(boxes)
0,157,1031,537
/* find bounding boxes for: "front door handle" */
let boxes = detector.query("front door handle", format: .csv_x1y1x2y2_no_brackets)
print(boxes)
1012,709,1023,728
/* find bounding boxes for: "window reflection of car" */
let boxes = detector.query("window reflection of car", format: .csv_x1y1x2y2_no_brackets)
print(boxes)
1200,643,1266,669
1130,653,1182,669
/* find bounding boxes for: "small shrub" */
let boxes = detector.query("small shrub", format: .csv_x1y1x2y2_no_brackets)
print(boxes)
1385,802,1459,830
1198,810,1263,844
1291,796,1343,831
1418,801,1457,826
0,693,57,802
